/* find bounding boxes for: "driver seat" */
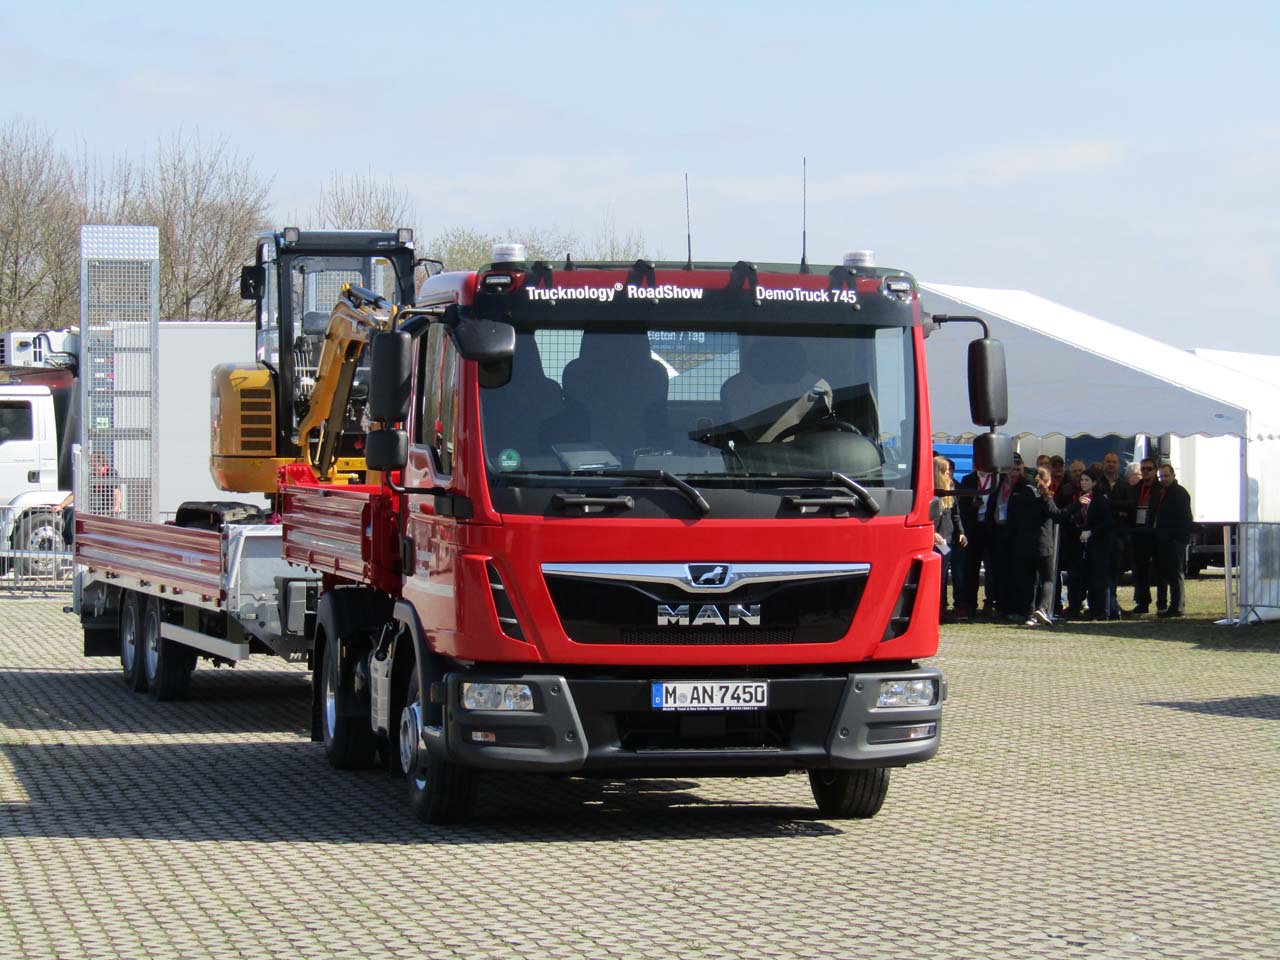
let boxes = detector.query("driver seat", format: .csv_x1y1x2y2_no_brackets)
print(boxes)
720,339,821,437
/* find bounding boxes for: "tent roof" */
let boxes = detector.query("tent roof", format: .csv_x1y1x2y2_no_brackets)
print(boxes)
919,283,1280,441
1190,348,1280,390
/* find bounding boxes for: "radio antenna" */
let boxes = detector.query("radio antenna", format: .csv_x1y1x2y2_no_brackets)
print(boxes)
684,173,693,270
799,157,809,274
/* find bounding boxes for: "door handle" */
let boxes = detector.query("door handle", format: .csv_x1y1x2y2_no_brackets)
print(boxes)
27,470,39,484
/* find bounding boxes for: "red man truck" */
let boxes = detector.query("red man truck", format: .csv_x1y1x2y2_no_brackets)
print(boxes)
287,246,1011,822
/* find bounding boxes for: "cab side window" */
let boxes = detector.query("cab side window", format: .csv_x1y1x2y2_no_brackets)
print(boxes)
414,324,458,476
0,400,34,444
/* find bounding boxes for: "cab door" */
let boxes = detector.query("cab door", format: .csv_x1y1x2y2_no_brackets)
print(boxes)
0,397,41,495
401,324,463,653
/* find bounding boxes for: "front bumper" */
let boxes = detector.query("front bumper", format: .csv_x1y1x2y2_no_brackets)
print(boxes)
430,667,944,776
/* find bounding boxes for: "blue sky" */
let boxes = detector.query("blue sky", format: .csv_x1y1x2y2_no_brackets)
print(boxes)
4,1,1278,353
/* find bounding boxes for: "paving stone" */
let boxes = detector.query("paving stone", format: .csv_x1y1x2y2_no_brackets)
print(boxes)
0,597,1277,959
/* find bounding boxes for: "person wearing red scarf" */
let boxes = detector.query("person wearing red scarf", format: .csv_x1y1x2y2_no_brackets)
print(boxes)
1129,458,1160,615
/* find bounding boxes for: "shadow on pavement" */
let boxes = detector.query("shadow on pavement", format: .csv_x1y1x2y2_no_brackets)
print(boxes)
0,668,311,735
0,740,840,844
1145,693,1280,721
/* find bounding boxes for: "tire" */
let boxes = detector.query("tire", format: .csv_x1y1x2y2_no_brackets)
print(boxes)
142,598,194,702
808,767,890,819
13,510,64,579
119,592,147,693
399,667,476,824
318,613,378,769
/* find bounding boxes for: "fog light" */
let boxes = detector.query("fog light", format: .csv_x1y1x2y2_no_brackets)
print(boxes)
461,682,534,711
877,678,936,707
471,731,496,743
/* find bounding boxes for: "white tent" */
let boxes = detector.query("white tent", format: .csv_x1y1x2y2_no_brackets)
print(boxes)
919,283,1280,623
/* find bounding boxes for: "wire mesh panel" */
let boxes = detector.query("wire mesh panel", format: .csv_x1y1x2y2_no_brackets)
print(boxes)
79,225,160,523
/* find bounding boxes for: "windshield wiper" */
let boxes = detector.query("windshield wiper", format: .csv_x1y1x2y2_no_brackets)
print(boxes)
592,469,711,515
497,468,711,515
692,470,881,516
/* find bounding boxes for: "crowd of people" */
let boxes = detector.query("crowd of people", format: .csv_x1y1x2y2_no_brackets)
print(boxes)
933,450,1195,627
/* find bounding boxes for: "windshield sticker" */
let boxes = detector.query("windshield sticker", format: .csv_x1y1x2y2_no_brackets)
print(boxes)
756,286,857,304
498,448,521,471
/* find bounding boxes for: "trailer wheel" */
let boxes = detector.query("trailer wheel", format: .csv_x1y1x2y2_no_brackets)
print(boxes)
141,598,193,702
400,668,475,824
119,592,147,693
808,767,890,819
318,622,378,769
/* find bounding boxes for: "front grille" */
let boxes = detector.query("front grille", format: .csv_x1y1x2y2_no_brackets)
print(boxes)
616,627,796,646
547,571,866,647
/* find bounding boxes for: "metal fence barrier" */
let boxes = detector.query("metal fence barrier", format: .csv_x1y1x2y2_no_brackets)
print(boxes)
0,505,74,595
1237,521,1280,623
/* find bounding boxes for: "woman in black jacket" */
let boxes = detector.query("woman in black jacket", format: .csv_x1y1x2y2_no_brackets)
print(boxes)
1010,466,1060,626
1071,469,1117,620
933,455,966,622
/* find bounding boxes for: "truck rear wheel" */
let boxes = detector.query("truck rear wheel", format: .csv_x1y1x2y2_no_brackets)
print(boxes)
142,598,194,702
808,767,890,819
318,618,378,769
119,592,147,693
399,668,475,824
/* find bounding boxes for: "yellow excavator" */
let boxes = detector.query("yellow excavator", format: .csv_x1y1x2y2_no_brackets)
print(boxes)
211,228,421,494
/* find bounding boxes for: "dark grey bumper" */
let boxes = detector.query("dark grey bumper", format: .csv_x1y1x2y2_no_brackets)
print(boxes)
430,667,945,776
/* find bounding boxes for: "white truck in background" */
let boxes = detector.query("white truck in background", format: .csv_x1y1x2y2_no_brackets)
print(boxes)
0,324,253,575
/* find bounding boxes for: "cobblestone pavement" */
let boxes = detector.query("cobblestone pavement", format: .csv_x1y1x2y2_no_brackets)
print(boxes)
0,597,1276,960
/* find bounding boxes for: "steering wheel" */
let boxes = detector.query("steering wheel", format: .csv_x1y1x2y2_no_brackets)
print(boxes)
775,418,861,443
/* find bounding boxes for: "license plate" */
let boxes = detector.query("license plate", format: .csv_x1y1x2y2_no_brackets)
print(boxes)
651,680,769,711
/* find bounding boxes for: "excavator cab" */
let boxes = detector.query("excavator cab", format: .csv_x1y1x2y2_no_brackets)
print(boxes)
212,229,417,494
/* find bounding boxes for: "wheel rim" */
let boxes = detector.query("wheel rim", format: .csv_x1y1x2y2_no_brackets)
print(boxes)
121,604,138,672
144,609,160,680
26,520,59,576
324,651,338,740
399,701,423,779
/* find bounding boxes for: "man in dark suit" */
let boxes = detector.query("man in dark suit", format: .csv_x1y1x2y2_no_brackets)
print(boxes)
1128,458,1161,615
1152,463,1194,618
956,464,997,618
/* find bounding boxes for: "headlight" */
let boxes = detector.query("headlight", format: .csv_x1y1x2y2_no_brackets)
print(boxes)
877,678,935,707
461,682,534,711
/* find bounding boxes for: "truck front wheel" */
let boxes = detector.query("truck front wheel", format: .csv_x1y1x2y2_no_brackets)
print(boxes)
808,767,890,819
13,510,64,579
399,668,475,824
119,592,147,693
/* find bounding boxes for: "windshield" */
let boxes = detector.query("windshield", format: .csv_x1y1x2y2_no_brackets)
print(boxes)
479,319,916,513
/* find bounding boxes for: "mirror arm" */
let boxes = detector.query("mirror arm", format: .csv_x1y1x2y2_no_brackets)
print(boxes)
929,314,991,338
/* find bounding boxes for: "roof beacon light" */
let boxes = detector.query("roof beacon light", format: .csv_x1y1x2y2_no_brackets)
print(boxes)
843,250,875,268
491,242,527,265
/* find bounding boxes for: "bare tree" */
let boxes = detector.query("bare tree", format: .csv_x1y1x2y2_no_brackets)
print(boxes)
134,131,271,321
309,170,417,232
581,208,649,263
0,119,74,332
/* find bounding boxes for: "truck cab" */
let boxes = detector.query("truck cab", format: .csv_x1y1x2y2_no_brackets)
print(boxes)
306,247,1010,822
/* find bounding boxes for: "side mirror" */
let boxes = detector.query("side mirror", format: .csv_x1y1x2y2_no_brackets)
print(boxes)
240,265,265,301
365,428,408,472
973,432,1015,473
452,318,516,363
369,332,413,423
967,338,1008,427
